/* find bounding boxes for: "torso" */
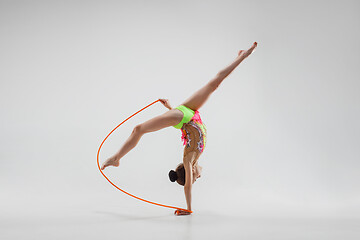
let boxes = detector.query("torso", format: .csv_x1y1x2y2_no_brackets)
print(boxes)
182,120,207,166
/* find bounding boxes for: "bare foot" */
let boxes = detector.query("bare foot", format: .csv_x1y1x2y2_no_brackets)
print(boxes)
238,42,258,58
101,155,120,170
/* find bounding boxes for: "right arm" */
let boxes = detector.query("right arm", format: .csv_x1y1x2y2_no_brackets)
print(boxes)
175,160,193,215
183,160,193,211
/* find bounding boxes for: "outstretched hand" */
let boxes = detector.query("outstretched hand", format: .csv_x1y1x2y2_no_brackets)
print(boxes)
159,98,172,110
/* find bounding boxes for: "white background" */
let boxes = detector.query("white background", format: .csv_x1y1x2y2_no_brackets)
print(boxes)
1,0,359,239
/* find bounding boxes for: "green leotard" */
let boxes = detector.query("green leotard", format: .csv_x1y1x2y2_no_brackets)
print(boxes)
173,105,195,129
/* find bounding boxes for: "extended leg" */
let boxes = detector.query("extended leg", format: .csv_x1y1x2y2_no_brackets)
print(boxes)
101,109,183,170
181,42,257,111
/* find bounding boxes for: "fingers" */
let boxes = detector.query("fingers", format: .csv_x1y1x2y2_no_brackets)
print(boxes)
179,212,191,216
174,209,191,216
158,99,166,104
159,99,170,108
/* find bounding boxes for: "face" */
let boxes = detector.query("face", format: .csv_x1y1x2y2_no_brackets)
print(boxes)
192,165,203,183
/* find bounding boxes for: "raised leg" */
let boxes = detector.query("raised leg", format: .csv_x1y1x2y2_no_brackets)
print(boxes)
101,109,183,170
181,42,257,111
181,81,217,112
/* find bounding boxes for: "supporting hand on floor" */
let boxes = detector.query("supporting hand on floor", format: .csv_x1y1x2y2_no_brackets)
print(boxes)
174,209,192,216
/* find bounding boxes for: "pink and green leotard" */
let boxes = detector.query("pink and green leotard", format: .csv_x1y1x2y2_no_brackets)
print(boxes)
173,105,207,154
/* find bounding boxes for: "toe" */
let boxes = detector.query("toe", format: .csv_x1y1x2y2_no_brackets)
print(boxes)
101,163,106,170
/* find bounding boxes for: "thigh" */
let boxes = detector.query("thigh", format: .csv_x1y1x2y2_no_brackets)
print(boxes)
181,83,215,111
140,109,183,133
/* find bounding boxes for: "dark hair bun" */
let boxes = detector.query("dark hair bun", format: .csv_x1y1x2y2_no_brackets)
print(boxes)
169,170,178,182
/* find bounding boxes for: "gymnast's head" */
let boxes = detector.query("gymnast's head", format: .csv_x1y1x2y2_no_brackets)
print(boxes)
169,163,202,185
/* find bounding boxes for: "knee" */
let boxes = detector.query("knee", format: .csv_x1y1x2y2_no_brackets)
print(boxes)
209,81,219,92
209,74,224,91
132,124,143,134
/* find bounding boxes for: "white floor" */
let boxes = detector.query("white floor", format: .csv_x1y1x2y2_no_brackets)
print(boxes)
2,195,359,240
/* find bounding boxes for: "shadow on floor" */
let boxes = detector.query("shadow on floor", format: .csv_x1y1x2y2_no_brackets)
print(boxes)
94,210,174,222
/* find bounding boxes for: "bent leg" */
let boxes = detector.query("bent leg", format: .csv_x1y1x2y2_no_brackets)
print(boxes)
139,109,183,133
101,109,183,170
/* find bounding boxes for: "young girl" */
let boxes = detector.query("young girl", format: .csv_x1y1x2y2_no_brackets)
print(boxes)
101,42,258,215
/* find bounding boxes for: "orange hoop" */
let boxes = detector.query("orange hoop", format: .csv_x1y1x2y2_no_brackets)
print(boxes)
97,99,192,213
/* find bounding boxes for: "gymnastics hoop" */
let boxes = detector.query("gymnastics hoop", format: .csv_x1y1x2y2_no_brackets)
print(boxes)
97,99,192,214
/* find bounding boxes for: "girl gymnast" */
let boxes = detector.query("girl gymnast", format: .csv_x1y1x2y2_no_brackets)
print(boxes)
101,42,258,215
